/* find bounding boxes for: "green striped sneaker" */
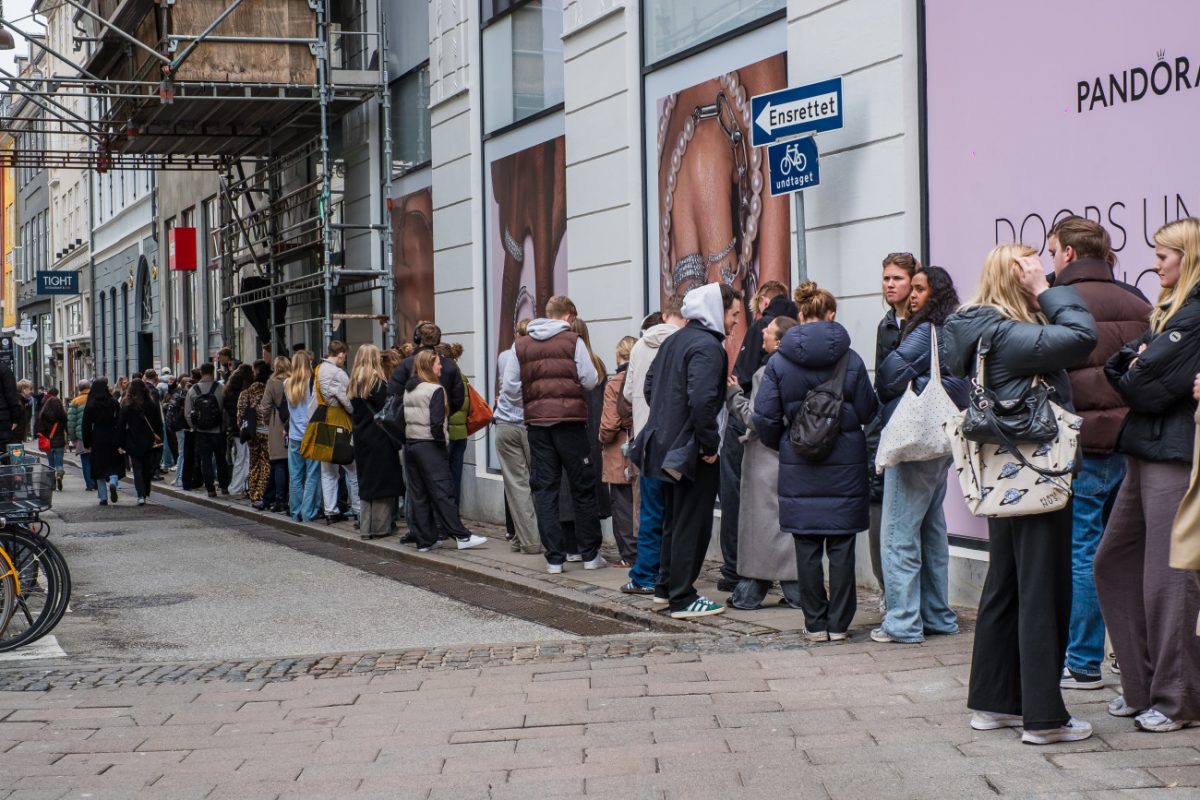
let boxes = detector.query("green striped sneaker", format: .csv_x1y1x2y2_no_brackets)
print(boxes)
670,597,725,619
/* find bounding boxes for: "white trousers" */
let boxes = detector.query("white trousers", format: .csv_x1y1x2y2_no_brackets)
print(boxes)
321,460,360,515
230,439,250,493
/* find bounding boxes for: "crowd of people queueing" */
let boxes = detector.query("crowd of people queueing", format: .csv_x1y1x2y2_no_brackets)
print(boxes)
7,213,1198,749
489,215,1200,746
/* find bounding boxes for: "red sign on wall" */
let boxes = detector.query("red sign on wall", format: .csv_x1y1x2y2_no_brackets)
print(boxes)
169,227,197,271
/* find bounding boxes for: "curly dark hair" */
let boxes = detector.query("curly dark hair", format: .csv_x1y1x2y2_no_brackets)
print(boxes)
902,265,959,338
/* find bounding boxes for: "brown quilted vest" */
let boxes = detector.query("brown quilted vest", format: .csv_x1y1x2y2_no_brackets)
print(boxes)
515,331,588,424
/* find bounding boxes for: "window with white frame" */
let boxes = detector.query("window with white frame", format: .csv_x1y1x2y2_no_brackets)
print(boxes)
643,0,785,65
482,0,564,133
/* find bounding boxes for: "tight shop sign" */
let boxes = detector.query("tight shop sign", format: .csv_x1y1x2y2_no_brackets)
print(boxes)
36,271,79,295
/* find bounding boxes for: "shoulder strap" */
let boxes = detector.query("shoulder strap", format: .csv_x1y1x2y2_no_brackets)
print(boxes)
974,328,994,387
313,365,326,406
929,325,942,377
831,351,851,399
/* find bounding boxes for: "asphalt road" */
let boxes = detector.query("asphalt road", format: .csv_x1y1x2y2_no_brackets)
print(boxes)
13,469,567,663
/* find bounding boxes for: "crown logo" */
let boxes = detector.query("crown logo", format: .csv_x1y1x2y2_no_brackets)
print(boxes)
1157,49,1167,61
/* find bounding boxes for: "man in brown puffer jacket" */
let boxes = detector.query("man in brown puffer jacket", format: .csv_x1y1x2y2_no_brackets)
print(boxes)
1049,215,1151,690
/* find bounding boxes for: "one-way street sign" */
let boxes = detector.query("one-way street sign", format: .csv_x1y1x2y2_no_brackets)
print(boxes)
750,77,843,147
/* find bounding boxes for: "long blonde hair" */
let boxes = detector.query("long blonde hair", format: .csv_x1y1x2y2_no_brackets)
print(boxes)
414,350,439,383
271,355,291,381
962,244,1045,324
569,317,606,379
1150,218,1200,333
285,351,313,406
349,344,386,399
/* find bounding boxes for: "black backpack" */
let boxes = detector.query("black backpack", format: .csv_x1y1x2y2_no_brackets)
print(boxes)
787,352,850,462
189,383,223,430
165,392,188,434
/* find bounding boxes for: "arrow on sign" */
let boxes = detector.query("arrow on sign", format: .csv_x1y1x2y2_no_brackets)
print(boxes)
754,90,841,137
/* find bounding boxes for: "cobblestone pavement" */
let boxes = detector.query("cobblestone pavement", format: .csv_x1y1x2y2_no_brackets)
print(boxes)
3,633,1199,800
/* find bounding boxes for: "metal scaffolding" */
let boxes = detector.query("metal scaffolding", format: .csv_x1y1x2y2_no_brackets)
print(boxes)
0,0,395,352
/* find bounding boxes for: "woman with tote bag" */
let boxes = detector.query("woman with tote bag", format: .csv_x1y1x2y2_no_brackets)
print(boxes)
943,244,1097,745
871,266,969,645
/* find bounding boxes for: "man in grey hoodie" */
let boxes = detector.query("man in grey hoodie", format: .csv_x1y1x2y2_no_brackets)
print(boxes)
620,293,684,595
635,283,739,619
502,295,602,573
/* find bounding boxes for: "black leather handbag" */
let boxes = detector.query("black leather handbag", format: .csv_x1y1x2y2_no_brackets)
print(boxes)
961,329,1060,445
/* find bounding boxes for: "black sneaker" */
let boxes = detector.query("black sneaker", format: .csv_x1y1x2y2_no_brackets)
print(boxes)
108,484,118,503
207,488,218,498
716,578,738,593
620,581,655,595
1059,667,1104,690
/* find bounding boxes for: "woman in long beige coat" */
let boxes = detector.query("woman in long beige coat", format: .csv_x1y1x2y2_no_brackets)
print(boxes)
257,355,292,512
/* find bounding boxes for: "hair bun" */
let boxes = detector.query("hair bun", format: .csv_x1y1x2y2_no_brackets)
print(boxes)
793,281,819,302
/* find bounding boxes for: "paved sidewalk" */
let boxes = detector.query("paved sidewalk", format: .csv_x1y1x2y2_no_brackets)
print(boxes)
2,633,1198,800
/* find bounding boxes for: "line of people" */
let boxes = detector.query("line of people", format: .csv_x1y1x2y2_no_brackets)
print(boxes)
484,215,1200,747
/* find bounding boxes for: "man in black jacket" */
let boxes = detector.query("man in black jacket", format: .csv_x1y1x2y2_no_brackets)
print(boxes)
0,363,20,449
637,282,739,619
719,282,796,591
387,321,465,414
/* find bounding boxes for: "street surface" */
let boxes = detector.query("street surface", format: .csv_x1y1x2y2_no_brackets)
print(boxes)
1,469,1198,799
10,473,565,664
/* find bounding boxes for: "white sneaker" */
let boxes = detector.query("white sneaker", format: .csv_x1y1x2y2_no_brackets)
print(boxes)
1135,708,1199,733
870,627,895,643
1060,667,1104,690
582,555,608,570
1108,695,1141,717
828,631,850,641
1022,717,1093,744
546,562,564,574
456,534,487,550
800,628,829,643
565,553,583,562
652,595,669,605
970,710,1023,731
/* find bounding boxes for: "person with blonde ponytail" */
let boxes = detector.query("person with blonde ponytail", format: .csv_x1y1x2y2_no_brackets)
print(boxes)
943,243,1098,745
285,351,321,522
1096,217,1200,733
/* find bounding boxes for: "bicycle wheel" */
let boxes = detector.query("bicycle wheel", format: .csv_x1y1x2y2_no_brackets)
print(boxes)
0,529,71,652
0,550,17,638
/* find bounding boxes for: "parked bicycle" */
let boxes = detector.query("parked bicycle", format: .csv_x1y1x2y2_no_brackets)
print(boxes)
0,462,72,651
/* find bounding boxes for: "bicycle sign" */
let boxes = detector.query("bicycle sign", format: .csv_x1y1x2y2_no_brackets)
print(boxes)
766,136,820,197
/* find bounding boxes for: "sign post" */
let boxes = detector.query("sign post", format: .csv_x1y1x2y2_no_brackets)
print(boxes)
750,77,844,283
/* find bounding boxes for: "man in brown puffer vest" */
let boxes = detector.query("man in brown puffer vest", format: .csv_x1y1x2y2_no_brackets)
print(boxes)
502,295,602,573
1049,215,1151,689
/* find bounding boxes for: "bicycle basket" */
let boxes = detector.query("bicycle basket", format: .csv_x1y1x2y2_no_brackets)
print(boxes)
0,463,54,515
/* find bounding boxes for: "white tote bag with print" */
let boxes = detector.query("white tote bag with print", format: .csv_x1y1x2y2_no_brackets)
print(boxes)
875,326,960,473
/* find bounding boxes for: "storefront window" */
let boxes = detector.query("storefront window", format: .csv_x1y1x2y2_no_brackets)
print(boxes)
482,0,564,132
391,65,431,174
644,0,785,65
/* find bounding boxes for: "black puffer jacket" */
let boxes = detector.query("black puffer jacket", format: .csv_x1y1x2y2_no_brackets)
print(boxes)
942,286,1098,412
1105,282,1200,463
733,294,799,392
634,320,727,484
752,321,878,537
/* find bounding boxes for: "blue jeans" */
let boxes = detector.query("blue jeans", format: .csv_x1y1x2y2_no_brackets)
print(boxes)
46,447,64,471
880,457,958,642
160,420,176,468
80,452,95,490
627,475,665,588
1067,452,1124,675
96,473,119,502
288,439,321,521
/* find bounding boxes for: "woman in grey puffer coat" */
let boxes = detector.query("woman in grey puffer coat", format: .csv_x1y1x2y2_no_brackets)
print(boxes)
943,244,1096,745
